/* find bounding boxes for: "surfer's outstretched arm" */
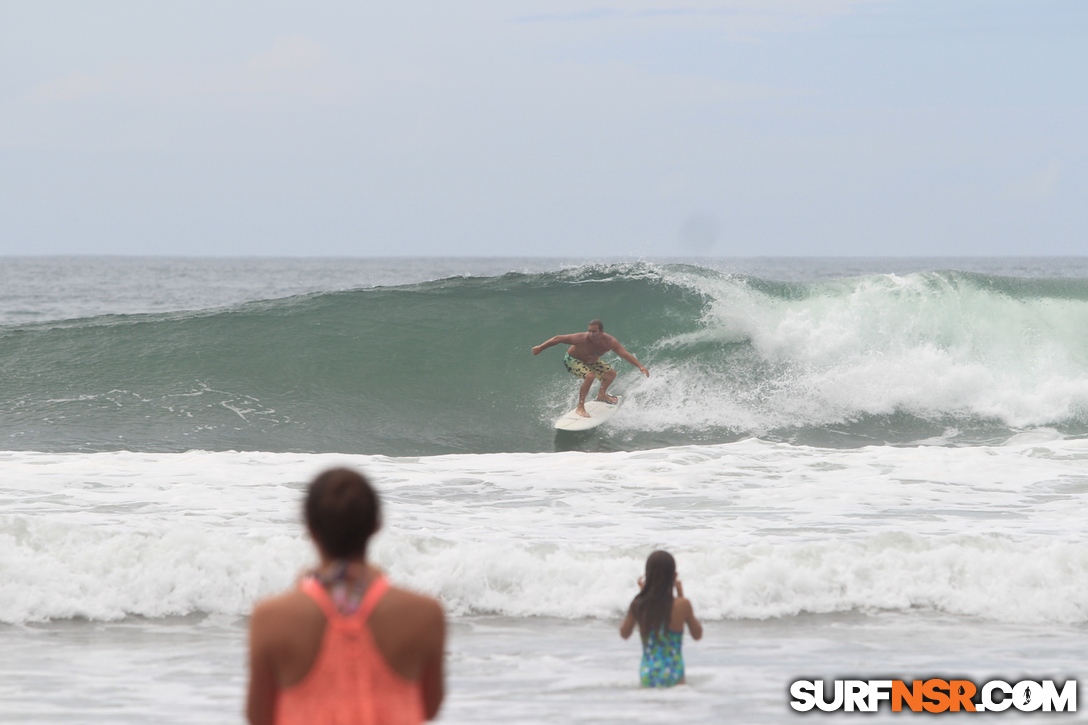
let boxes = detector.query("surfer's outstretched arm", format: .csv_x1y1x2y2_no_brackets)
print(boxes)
532,334,580,355
612,342,649,376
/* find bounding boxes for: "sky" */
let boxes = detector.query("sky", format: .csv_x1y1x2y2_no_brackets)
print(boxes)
1,0,1085,257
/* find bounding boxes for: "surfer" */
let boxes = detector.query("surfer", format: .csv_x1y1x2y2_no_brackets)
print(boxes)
532,319,649,418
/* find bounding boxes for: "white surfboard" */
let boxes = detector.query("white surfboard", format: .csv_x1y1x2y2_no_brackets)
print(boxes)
554,397,622,432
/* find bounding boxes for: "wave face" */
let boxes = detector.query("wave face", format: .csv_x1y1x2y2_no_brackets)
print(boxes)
3,264,1088,454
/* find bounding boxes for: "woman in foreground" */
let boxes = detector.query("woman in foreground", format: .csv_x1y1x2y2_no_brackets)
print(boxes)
620,550,703,687
247,468,445,724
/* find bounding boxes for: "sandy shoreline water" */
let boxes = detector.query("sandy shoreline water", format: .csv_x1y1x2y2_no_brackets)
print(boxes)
3,612,1083,723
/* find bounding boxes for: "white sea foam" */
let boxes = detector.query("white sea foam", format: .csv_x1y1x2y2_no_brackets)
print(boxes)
622,270,1088,434
2,439,1087,625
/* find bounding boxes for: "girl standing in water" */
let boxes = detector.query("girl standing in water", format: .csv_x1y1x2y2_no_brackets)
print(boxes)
620,550,703,687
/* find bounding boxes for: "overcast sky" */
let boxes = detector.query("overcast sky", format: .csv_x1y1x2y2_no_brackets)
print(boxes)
1,1,1084,257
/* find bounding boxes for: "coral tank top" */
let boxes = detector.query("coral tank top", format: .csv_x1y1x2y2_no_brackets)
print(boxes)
275,576,425,725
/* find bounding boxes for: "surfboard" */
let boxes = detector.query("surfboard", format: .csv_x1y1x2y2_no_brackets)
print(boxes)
554,397,622,432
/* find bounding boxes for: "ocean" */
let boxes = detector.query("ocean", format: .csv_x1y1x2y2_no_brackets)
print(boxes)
2,256,1086,723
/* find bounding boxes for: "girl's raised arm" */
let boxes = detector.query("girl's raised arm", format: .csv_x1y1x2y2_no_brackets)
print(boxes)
683,598,703,641
619,606,636,639
675,579,703,641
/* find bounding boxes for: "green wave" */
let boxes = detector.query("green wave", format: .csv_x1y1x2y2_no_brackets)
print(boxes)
3,264,1088,454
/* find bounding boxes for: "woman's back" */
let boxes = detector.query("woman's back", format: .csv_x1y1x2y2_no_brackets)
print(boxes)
246,468,445,725
274,577,427,725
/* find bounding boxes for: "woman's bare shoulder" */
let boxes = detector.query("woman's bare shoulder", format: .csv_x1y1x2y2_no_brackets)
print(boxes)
251,588,319,629
381,585,445,621
674,596,693,612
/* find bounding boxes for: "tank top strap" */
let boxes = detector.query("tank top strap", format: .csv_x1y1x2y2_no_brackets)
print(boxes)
300,577,341,621
299,574,389,624
356,575,389,620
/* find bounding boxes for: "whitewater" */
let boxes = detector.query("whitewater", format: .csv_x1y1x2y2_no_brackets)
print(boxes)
2,257,1086,723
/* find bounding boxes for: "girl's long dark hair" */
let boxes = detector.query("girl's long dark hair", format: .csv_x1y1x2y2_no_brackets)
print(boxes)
627,550,676,639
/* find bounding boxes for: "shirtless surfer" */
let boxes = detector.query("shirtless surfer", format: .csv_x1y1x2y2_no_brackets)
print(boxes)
532,319,649,418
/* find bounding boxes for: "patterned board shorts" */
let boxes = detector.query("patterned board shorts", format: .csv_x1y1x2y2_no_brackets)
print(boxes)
564,353,614,380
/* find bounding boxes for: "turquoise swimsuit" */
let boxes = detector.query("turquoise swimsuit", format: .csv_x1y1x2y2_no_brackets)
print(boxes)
640,627,684,687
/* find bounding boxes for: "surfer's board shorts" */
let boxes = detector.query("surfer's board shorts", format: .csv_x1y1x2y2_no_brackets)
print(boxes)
564,353,614,380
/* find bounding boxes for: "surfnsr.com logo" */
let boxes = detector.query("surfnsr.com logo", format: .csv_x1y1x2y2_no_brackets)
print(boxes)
790,679,1077,713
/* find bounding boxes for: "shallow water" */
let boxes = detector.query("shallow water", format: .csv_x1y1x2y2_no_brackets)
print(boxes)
3,612,1083,723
